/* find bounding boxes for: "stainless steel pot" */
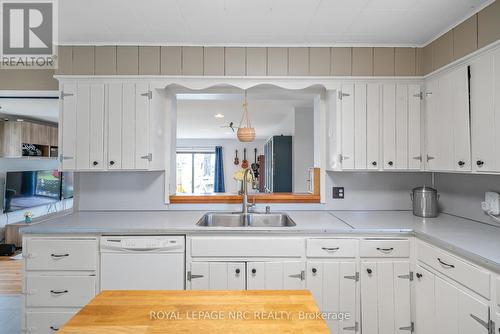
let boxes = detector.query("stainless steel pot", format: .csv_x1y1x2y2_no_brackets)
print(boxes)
411,186,439,218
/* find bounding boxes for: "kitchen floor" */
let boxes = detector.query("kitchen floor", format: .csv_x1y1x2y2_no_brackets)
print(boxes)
0,256,22,334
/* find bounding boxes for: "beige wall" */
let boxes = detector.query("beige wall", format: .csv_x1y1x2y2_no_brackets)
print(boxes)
55,45,423,77
423,0,500,74
0,0,498,89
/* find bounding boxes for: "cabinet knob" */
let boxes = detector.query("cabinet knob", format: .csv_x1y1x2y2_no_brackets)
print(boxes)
387,161,393,166
416,273,423,279
251,268,256,274
371,161,377,166
92,161,99,166
458,161,465,167
235,268,240,274
109,160,115,166
312,268,317,274
476,160,484,167
367,268,373,274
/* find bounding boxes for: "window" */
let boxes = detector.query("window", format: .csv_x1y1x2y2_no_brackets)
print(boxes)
176,151,216,194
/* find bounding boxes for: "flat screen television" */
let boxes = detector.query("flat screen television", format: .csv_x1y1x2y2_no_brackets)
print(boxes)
3,170,73,213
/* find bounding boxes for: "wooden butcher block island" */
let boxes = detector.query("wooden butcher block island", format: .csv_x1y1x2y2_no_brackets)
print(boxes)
58,290,329,334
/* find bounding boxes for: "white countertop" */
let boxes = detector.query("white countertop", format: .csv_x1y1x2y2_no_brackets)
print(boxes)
21,209,500,273
21,210,352,234
331,210,500,273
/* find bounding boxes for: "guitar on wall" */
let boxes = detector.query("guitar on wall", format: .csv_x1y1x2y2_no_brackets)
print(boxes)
234,150,239,165
241,148,249,169
251,148,259,178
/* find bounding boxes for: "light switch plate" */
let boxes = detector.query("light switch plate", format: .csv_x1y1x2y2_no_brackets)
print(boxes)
485,192,500,215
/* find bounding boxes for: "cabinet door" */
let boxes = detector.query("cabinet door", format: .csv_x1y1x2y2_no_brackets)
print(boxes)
395,85,408,169
135,83,150,169
415,266,435,334
425,75,454,171
415,264,490,334
107,83,123,169
89,84,105,169
75,83,91,169
361,261,412,334
340,84,355,169
307,261,357,334
60,83,77,169
189,262,245,290
382,84,396,169
450,67,471,171
366,83,381,169
121,83,136,169
408,85,422,169
354,84,367,169
247,261,304,290
470,51,499,172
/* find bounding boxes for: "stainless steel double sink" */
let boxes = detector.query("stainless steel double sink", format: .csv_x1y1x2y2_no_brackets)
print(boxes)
196,212,296,227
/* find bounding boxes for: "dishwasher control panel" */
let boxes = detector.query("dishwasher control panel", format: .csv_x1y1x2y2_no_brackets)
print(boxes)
100,236,185,252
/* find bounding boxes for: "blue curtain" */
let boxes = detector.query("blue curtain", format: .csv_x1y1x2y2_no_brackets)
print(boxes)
214,146,225,193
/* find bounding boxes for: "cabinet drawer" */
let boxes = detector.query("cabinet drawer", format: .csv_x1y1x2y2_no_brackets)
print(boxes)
26,275,96,307
25,238,97,271
26,311,76,334
417,242,490,299
191,237,304,257
306,239,357,258
359,239,410,258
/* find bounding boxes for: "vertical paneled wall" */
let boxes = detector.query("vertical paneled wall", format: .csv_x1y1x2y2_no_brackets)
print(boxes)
55,46,422,77
422,0,500,74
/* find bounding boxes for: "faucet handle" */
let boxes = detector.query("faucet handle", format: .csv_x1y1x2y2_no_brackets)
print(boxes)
265,206,271,214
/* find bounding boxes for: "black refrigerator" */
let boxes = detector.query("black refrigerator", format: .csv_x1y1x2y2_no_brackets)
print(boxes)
264,135,292,193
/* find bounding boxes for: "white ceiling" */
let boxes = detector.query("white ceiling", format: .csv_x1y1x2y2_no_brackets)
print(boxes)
0,98,59,123
59,0,492,46
176,98,313,139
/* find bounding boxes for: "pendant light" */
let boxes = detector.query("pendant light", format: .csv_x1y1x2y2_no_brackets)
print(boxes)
237,91,256,142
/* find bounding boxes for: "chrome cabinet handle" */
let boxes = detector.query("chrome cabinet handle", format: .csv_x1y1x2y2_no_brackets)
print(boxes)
437,258,455,268
50,290,68,295
50,326,59,331
50,253,69,258
322,247,340,252
376,247,394,252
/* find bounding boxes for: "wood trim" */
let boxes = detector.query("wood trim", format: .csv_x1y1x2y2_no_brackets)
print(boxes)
171,167,322,204
170,193,320,204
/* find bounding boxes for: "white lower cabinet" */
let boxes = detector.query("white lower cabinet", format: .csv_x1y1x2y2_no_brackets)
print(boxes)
188,262,245,290
247,261,305,290
25,311,76,334
22,237,98,334
360,261,412,334
415,264,491,334
188,261,305,290
306,261,358,333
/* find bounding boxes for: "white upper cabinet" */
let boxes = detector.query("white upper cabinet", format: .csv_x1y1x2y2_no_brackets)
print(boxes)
366,83,381,170
382,83,397,170
340,84,355,169
59,80,167,171
470,47,500,173
330,80,422,171
425,66,470,172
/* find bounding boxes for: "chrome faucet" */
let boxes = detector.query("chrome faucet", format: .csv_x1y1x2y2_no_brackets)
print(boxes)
242,168,256,214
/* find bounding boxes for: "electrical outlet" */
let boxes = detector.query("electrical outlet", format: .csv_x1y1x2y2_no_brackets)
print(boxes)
484,192,500,215
332,187,345,199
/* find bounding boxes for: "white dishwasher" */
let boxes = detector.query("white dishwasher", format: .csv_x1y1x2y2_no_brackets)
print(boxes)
100,236,185,290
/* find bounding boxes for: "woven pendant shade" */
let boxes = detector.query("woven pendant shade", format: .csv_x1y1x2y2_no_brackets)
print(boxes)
237,91,255,142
